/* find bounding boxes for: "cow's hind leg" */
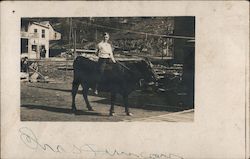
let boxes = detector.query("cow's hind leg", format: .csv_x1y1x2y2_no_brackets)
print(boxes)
81,83,94,111
109,93,116,116
71,80,80,114
123,95,133,116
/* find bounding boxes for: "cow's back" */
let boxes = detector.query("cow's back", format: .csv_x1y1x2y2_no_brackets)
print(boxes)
73,56,97,73
72,56,152,94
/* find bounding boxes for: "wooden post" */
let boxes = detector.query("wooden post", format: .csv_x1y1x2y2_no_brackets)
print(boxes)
37,35,40,59
69,18,72,44
65,57,68,81
37,19,40,59
162,44,163,60
74,29,77,59
95,28,97,41
161,38,164,60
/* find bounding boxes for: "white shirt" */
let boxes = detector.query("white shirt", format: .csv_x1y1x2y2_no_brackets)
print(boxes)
97,41,113,58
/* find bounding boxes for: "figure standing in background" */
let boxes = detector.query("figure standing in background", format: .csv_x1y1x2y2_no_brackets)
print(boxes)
21,57,28,73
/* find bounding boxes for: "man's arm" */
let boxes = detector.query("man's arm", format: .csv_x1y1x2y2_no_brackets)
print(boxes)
95,43,100,56
109,43,116,63
110,53,116,63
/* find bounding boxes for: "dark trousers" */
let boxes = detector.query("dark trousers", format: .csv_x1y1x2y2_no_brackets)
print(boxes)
96,58,112,85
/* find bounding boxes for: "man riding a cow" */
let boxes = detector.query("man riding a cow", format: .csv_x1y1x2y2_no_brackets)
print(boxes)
94,32,116,95
71,31,158,116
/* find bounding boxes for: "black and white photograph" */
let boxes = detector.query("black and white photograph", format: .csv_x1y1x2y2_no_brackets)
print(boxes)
20,17,195,122
1,1,249,159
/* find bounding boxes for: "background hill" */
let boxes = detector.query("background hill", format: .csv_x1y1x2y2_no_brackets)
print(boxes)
21,17,194,57
22,17,173,48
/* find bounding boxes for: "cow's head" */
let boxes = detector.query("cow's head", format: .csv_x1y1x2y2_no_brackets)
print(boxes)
136,58,159,87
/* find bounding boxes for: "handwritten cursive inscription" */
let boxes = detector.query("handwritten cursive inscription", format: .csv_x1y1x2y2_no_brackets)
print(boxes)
19,127,184,159
19,127,65,153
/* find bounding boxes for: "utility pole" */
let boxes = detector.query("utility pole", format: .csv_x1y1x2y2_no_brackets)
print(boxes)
74,29,77,59
162,41,164,60
95,28,97,42
69,18,72,45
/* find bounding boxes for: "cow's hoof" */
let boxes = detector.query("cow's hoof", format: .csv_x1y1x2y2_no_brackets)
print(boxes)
109,112,115,116
87,107,94,111
71,108,77,114
126,112,133,116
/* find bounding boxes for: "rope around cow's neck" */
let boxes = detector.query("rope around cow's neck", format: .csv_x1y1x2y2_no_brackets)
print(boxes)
116,60,131,71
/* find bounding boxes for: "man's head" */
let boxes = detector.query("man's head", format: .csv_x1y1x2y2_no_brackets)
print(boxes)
103,32,110,41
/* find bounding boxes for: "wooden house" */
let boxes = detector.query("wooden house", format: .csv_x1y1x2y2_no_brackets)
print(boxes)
21,21,61,59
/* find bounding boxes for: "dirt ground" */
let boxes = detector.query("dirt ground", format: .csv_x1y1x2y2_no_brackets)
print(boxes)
21,81,193,122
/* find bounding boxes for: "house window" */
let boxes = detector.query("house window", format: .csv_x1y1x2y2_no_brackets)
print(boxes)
42,29,45,38
34,29,37,33
32,45,37,51
54,33,57,39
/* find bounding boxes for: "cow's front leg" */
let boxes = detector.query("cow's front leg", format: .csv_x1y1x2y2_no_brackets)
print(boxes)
109,92,116,116
81,83,94,111
71,81,79,114
123,94,132,116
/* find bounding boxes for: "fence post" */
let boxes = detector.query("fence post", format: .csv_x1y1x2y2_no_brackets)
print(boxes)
74,30,77,59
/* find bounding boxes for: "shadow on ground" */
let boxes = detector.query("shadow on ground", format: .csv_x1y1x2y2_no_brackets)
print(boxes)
21,104,105,116
27,84,191,112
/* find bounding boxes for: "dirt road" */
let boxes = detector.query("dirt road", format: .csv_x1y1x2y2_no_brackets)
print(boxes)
21,82,193,122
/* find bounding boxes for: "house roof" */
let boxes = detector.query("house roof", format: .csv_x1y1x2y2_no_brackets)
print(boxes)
29,21,61,33
38,21,60,33
39,21,50,26
32,22,49,29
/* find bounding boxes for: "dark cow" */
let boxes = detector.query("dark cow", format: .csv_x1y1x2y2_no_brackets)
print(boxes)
71,56,157,116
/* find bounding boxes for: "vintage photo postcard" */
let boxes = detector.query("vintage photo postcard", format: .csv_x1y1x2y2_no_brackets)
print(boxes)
1,1,249,159
20,16,194,122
